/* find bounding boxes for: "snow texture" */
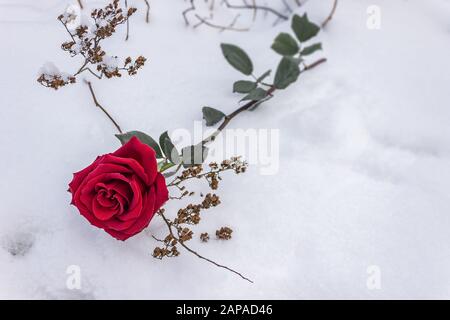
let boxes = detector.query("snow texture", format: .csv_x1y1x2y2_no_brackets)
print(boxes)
0,0,450,299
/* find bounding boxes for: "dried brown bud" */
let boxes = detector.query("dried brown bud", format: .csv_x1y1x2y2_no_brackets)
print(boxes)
200,233,210,243
216,227,233,240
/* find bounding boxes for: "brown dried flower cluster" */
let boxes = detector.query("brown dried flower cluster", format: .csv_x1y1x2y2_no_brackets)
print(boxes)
38,0,146,90
170,157,247,192
37,73,76,90
152,192,222,259
216,226,233,240
152,157,249,281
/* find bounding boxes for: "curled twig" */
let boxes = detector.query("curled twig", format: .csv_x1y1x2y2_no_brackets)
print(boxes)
322,0,338,28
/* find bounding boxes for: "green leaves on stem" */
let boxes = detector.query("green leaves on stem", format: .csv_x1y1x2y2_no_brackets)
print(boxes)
270,14,322,90
221,12,322,99
115,13,325,177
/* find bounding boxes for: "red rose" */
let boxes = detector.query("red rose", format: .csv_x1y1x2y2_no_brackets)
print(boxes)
69,136,169,240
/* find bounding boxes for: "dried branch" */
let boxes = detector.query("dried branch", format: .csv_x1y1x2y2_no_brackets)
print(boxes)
193,14,249,32
183,0,304,31
183,0,195,25
154,159,250,282
222,0,288,20
85,80,123,134
144,0,150,23
322,0,338,28
125,0,130,41
158,210,253,283
38,0,146,89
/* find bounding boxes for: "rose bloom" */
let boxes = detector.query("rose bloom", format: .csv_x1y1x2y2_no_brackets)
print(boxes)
68,137,169,240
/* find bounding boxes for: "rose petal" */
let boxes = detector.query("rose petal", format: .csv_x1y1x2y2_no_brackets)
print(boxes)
77,173,130,213
112,136,158,185
96,190,116,208
107,188,156,240
92,197,119,221
68,155,105,203
115,176,144,222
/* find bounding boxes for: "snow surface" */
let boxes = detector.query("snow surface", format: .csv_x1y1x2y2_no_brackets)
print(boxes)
1,0,450,299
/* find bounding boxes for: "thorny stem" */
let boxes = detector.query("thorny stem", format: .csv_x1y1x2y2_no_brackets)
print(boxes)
202,57,327,145
159,211,253,283
85,81,123,134
322,0,338,28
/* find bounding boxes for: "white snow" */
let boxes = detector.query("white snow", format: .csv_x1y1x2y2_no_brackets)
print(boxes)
1,0,450,299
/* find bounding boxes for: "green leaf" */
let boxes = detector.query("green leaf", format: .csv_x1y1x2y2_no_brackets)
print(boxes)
274,57,301,89
202,107,226,126
257,70,271,83
220,43,253,75
271,33,300,56
291,14,320,43
158,161,176,172
241,87,268,101
181,144,209,167
233,80,257,93
115,131,163,158
248,95,273,111
159,131,181,164
301,43,322,56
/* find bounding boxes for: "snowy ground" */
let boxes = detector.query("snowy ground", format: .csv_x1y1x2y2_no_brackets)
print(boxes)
1,0,450,299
